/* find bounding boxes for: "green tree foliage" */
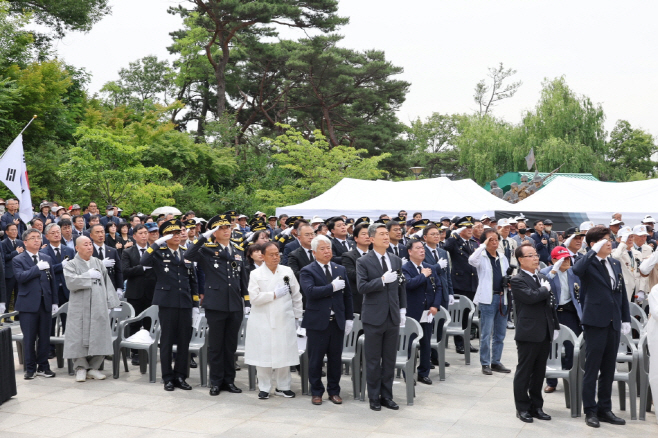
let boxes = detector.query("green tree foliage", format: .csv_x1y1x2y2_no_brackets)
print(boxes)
405,113,465,178
607,120,657,181
7,0,110,37
473,63,522,118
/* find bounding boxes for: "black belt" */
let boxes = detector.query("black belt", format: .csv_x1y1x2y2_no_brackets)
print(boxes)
492,291,504,295
557,301,577,313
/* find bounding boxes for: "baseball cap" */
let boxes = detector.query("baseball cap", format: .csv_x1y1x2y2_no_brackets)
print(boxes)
632,225,649,236
497,218,510,227
579,221,595,232
145,222,159,233
642,215,656,224
617,226,633,237
551,247,570,260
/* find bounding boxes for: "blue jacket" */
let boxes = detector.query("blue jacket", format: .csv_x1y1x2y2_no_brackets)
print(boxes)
12,251,58,312
2,238,25,278
39,244,75,300
299,261,353,331
281,239,300,266
539,266,583,321
423,244,454,301
531,232,551,264
402,260,443,321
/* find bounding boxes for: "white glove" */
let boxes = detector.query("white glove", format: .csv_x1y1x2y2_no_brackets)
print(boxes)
37,260,50,270
400,257,408,264
438,258,448,269
635,291,646,303
553,330,560,341
102,258,115,268
142,266,152,270
274,285,289,298
295,318,302,329
621,322,631,335
539,278,551,291
640,250,658,275
52,304,59,315
382,270,398,284
449,295,455,306
282,227,293,237
244,306,251,315
455,227,465,235
591,239,607,253
116,288,124,299
155,234,173,246
0,303,6,314
244,232,255,242
345,320,354,335
203,226,219,239
621,234,629,243
548,258,564,279
331,278,345,291
88,269,102,279
414,230,423,238
192,307,200,318
61,259,69,268
564,234,575,248
400,309,406,327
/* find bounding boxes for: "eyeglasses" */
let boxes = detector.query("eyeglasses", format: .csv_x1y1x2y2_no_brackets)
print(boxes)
520,254,539,258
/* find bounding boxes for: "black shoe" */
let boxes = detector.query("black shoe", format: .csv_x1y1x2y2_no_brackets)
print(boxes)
48,351,56,359
131,357,140,366
275,388,295,398
235,362,241,371
418,376,432,385
380,398,399,410
258,391,269,399
36,369,56,378
431,357,439,366
190,358,197,369
429,364,435,369
530,408,551,420
470,333,476,340
597,410,625,425
585,412,600,428
209,386,220,396
445,362,450,367
173,377,192,390
369,399,381,411
24,371,35,380
491,363,511,373
482,366,492,375
456,346,465,354
470,345,479,353
516,411,533,423
221,383,242,393
164,381,175,391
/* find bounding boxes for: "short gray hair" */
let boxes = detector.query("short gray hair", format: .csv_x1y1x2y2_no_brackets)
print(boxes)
22,228,42,241
368,223,387,238
44,223,60,234
311,235,332,252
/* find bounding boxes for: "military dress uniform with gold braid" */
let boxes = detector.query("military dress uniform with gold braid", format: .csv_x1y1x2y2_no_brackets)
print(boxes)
184,215,249,392
140,219,199,387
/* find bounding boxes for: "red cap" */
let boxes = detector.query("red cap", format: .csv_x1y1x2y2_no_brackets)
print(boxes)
551,246,570,260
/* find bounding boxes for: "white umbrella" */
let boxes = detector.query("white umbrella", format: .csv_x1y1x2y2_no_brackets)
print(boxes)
151,206,182,216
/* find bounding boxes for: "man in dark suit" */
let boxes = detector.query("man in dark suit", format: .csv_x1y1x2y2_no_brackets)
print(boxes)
1,198,26,237
356,223,407,411
573,226,631,428
288,223,316,282
13,228,58,379
510,244,560,423
121,224,157,364
89,224,123,297
3,223,24,321
422,225,454,309
531,220,551,265
402,240,442,385
82,201,99,225
300,235,353,405
99,205,121,228
386,221,408,260
342,222,371,314
71,215,86,240
329,217,351,265
280,217,306,265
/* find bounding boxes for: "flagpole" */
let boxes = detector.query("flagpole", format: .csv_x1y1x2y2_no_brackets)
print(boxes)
18,115,37,136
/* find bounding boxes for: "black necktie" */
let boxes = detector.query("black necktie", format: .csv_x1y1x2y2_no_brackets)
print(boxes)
601,259,613,287
54,247,61,263
532,274,540,287
33,255,38,265
308,250,314,262
140,248,145,257
97,247,104,260
417,265,422,274
432,250,438,263
381,255,388,272
324,264,332,284
341,240,348,251
13,240,17,249
393,246,398,256
174,250,180,262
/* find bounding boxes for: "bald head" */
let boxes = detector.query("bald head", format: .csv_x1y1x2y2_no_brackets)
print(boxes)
76,236,93,260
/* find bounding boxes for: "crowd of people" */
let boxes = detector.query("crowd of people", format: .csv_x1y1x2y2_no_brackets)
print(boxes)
1,198,656,425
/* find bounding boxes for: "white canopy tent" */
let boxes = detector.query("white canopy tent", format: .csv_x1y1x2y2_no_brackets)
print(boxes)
275,177,511,221
498,176,658,228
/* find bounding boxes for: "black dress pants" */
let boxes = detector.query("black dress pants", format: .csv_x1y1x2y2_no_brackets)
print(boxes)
307,318,344,396
582,323,619,415
158,306,192,382
513,334,551,412
363,314,399,400
205,309,242,387
19,298,52,373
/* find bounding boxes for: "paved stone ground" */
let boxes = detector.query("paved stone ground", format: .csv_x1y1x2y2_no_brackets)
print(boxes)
1,323,656,437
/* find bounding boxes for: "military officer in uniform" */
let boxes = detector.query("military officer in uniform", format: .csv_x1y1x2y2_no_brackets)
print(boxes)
141,219,199,392
185,214,249,396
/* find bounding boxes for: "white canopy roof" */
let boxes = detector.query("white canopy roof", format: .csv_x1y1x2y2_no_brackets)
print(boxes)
276,177,510,221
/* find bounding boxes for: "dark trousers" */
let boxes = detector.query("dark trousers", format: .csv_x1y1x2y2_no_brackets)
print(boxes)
408,321,432,377
582,323,619,415
19,298,52,373
307,318,344,396
363,314,399,400
206,309,242,387
127,295,153,356
158,306,192,383
50,286,68,353
513,334,551,412
546,309,582,387
5,277,17,318
453,288,476,348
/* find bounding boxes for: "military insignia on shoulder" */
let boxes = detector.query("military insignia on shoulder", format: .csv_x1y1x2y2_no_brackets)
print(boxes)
146,247,154,254
193,239,198,244
232,242,244,252
180,245,187,251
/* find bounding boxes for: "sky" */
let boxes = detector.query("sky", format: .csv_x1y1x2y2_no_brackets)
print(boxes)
51,0,658,137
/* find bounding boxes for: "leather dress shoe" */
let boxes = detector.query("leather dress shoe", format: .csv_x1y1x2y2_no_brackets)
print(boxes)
491,363,511,373
456,346,465,354
221,383,242,393
516,411,533,423
470,345,479,353
482,365,492,375
173,377,192,390
530,408,551,420
164,381,175,391
312,395,322,405
209,385,220,396
430,364,435,369
544,385,556,393
585,412,600,428
369,399,381,411
328,394,342,404
445,362,450,367
131,356,140,366
431,357,439,366
380,398,399,410
418,376,432,385
190,358,197,368
597,410,625,425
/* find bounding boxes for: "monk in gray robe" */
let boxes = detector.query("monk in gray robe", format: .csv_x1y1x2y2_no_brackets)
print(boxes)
63,236,120,382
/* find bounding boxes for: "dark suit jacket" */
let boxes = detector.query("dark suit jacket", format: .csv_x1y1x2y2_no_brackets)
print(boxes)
531,232,551,264
288,246,314,282
1,212,26,236
342,247,365,314
510,271,559,342
0,243,5,302
12,251,58,312
39,244,75,300
92,244,123,289
2,238,24,278
572,250,630,330
300,261,353,331
401,261,443,321
356,250,407,326
443,236,478,292
386,242,408,260
99,215,120,227
141,244,199,308
121,245,156,301
539,266,583,320
281,239,300,266
331,237,351,265
423,244,454,300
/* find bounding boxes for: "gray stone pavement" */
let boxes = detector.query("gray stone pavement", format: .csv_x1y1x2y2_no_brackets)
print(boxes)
1,324,656,437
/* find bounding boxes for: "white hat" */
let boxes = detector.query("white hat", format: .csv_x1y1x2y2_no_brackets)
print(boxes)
310,216,324,224
497,218,510,227
609,219,623,226
642,215,656,224
508,218,518,224
514,215,526,222
254,211,265,216
632,224,649,236
618,226,633,237
580,221,595,232
480,214,490,221
238,214,248,219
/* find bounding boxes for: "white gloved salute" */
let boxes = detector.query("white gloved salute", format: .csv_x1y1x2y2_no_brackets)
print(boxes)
382,270,398,284
621,322,631,335
591,238,607,254
88,269,102,279
438,258,448,269
203,226,219,239
331,277,345,291
539,278,551,291
102,258,115,268
274,284,289,299
155,234,173,246
564,234,575,248
640,250,658,275
344,320,354,335
548,257,564,279
620,233,629,243
281,227,293,237
37,260,50,270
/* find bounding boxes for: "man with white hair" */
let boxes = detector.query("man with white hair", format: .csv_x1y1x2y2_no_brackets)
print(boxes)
611,226,641,303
